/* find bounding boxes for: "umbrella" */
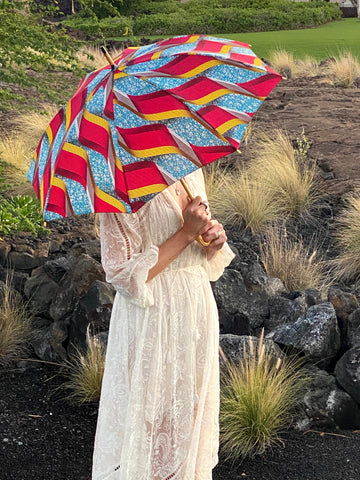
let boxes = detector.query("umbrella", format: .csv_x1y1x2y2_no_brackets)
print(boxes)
27,35,282,222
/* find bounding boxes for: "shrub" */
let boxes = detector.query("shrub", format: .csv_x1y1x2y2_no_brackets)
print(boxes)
0,3,82,91
62,15,134,40
63,331,105,404
260,226,328,292
220,332,307,459
132,0,341,36
0,275,32,365
332,192,360,283
0,195,48,235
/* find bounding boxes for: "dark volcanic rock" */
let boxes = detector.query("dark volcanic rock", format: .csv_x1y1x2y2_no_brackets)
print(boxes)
43,256,74,283
24,266,59,316
31,321,68,362
298,368,360,430
49,254,105,321
213,269,268,331
265,295,307,331
219,333,283,364
271,302,341,368
335,346,360,404
79,280,115,330
218,309,250,336
347,308,360,348
328,286,359,334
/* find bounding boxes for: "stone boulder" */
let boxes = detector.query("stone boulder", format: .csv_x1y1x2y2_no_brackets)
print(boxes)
24,266,59,316
264,277,287,297
66,280,115,355
31,321,68,362
296,367,360,430
219,333,283,364
218,309,250,336
328,287,359,338
271,302,341,368
347,308,360,348
265,295,307,332
335,346,360,404
70,239,101,262
79,280,115,330
43,256,74,283
49,254,105,321
213,269,268,331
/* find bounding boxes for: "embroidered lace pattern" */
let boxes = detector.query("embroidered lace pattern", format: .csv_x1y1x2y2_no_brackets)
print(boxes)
92,169,235,480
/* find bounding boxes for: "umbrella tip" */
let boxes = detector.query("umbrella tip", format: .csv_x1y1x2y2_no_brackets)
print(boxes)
101,45,116,70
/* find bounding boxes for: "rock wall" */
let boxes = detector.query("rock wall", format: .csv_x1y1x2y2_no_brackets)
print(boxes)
1,222,360,430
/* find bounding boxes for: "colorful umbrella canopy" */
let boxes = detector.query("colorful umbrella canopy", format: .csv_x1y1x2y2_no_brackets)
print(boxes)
27,35,282,220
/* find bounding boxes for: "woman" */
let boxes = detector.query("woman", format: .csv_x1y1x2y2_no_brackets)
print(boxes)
92,168,234,480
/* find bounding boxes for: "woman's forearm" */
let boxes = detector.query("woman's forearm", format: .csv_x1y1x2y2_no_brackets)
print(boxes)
146,227,196,282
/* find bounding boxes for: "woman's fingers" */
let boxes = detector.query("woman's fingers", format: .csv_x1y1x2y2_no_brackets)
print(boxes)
201,222,225,242
198,219,218,236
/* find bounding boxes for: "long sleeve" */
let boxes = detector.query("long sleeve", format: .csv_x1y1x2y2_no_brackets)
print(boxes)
99,212,159,308
205,241,235,281
186,168,235,281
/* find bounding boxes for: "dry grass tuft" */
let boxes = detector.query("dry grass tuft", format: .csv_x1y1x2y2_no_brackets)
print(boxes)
295,55,321,78
14,104,60,147
203,162,226,215
209,129,321,232
0,133,33,180
323,52,360,87
63,329,105,404
269,49,295,78
214,169,276,233
220,331,307,459
250,129,320,218
77,46,124,70
0,275,32,365
332,192,360,283
260,225,328,292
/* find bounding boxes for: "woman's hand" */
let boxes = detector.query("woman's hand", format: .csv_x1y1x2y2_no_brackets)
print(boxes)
181,196,211,240
199,219,227,260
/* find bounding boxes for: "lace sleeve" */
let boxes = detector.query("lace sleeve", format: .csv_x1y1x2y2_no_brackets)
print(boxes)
99,212,159,308
187,168,235,281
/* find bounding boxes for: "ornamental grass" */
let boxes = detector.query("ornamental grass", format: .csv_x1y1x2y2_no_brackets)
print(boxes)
213,168,276,234
323,52,360,88
0,133,33,180
0,275,32,365
14,104,60,148
63,329,105,404
220,332,307,460
332,192,360,284
268,49,296,78
250,129,320,219
260,225,328,292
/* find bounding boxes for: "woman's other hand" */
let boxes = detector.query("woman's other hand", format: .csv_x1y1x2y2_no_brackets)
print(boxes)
199,219,227,260
182,196,211,240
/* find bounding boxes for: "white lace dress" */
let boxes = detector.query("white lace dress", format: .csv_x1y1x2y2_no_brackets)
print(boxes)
92,168,235,480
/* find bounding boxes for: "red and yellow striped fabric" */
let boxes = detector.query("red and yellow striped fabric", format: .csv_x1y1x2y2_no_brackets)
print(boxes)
27,35,281,219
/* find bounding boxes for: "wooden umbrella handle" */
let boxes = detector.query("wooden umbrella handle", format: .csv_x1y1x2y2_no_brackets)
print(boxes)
180,178,211,247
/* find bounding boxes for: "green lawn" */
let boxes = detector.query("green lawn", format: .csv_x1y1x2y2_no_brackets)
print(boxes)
127,18,360,61
219,18,360,61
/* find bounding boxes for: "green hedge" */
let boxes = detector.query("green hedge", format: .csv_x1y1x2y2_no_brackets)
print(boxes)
133,2,341,36
63,15,134,39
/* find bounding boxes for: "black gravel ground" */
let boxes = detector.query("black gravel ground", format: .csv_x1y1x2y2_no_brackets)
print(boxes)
1,363,360,480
